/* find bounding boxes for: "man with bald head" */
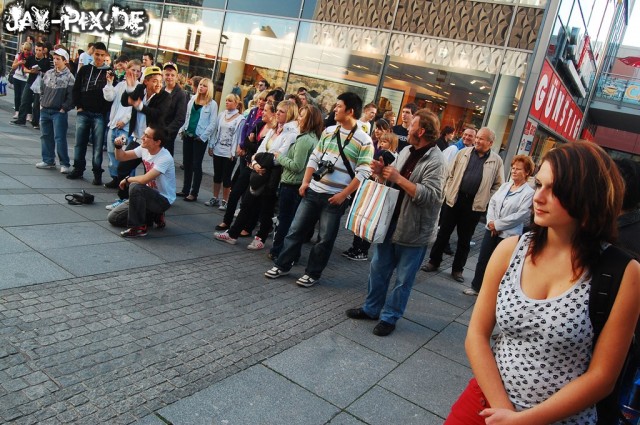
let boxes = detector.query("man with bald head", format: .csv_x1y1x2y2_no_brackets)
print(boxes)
422,127,504,282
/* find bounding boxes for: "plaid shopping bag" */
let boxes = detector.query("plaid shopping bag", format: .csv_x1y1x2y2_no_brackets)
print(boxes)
345,179,399,243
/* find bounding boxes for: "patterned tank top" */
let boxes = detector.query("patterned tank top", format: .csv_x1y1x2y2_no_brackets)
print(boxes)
493,233,596,424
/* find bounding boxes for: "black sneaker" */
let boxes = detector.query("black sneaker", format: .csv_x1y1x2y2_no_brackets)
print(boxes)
32,124,40,130
373,320,396,337
341,247,355,258
92,174,102,185
66,169,84,180
10,120,26,126
104,178,119,189
345,308,378,320
346,249,368,261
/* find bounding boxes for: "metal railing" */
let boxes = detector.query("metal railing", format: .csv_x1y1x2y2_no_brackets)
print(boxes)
594,72,640,108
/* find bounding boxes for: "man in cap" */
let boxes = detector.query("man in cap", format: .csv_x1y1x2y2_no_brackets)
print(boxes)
162,62,187,156
35,48,75,173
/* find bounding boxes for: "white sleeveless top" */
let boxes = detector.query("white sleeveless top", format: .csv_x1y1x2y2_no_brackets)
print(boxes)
493,233,596,424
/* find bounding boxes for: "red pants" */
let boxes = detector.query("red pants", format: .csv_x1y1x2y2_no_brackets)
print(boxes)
444,378,491,425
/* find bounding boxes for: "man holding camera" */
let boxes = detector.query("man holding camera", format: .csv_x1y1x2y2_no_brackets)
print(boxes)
107,124,176,238
265,92,374,287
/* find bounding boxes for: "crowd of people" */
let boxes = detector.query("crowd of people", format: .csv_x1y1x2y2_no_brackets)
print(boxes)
5,37,640,423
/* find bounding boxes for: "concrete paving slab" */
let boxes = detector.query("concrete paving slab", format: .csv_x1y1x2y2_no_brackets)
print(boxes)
12,174,98,189
327,412,367,424
0,175,29,189
379,348,471,419
0,204,87,226
0,251,73,289
129,233,228,262
403,291,465,332
168,213,217,233
60,203,120,221
0,228,32,254
264,330,397,408
455,305,474,327
347,385,442,425
157,364,338,425
6,222,122,250
424,321,470,367
0,163,57,176
41,241,164,276
0,156,29,164
0,193,59,206
413,272,476,310
332,317,435,362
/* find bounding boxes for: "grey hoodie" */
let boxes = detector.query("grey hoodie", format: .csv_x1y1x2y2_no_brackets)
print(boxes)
40,66,75,112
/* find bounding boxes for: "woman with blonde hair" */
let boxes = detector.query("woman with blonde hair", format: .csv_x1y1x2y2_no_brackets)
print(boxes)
10,42,33,118
446,142,640,424
216,99,299,249
205,93,245,208
177,78,218,201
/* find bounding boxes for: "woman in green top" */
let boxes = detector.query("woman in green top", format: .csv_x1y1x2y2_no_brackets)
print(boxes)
177,78,218,201
270,104,325,261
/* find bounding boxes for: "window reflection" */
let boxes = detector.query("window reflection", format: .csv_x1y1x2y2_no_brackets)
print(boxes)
289,22,388,115
383,34,497,133
217,13,297,104
156,6,224,81
112,1,164,65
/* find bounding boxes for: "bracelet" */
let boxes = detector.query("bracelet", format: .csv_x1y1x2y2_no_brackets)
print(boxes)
125,176,130,184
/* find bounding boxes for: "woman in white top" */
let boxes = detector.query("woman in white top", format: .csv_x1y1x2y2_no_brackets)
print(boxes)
215,99,299,249
464,154,535,296
177,78,218,201
206,94,245,209
445,142,640,425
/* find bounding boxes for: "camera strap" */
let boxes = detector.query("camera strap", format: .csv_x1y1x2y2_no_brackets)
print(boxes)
333,126,357,179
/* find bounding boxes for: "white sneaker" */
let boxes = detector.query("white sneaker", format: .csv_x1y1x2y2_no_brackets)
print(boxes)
35,161,55,169
218,200,227,211
247,237,265,250
106,199,127,210
26,114,32,122
60,166,71,174
214,231,237,245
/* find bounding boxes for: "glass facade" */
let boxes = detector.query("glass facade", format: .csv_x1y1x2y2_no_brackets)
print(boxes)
6,0,624,159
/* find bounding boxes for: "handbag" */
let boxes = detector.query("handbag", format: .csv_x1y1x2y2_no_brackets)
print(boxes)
65,190,95,205
345,179,399,243
7,68,15,85
30,74,42,94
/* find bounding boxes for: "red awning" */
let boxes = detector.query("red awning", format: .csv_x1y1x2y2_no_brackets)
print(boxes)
619,56,640,67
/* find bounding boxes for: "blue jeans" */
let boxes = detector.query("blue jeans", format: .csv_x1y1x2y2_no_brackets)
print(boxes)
362,222,428,324
106,127,129,178
275,188,348,279
270,184,302,259
73,111,105,173
40,108,70,167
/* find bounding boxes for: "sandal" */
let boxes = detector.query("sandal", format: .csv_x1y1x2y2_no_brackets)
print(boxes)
184,195,197,202
239,230,251,237
215,223,229,231
176,191,187,197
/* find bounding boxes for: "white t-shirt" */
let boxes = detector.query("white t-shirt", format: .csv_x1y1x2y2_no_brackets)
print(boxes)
134,146,176,204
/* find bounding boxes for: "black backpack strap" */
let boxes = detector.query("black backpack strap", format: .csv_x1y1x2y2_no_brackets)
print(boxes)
589,245,634,343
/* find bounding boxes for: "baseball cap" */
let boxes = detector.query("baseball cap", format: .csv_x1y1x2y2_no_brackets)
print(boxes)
143,66,162,79
52,48,69,62
163,62,178,73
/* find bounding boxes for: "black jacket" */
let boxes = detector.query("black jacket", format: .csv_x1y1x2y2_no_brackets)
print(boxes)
165,85,188,141
72,64,112,114
121,84,171,139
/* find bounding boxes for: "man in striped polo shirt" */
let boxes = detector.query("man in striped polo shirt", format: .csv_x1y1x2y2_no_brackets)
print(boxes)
265,92,374,287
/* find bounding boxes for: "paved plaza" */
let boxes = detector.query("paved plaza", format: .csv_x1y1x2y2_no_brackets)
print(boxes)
0,92,483,424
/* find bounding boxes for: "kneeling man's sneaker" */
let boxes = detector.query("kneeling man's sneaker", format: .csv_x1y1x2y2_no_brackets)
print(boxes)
214,231,237,245
121,225,147,238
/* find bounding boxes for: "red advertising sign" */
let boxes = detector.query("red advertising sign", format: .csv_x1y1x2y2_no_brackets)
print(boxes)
529,59,583,141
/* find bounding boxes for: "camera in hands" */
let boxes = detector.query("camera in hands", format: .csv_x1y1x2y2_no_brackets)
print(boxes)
312,160,334,181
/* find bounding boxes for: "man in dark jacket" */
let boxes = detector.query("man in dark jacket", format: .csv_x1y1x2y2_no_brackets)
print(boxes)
161,62,187,156
66,42,112,184
113,65,171,203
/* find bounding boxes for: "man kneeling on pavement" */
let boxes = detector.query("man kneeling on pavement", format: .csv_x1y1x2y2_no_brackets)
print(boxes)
107,124,176,237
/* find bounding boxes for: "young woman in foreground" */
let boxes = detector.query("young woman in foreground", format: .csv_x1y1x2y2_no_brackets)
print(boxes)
445,141,640,424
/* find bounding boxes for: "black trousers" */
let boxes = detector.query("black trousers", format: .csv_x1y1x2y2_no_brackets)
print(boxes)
470,230,503,291
429,195,482,272
117,140,142,200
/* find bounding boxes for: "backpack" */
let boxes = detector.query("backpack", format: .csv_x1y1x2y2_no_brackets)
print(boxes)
589,245,639,425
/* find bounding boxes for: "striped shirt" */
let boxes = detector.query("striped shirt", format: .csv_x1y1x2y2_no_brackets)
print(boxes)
308,125,373,194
